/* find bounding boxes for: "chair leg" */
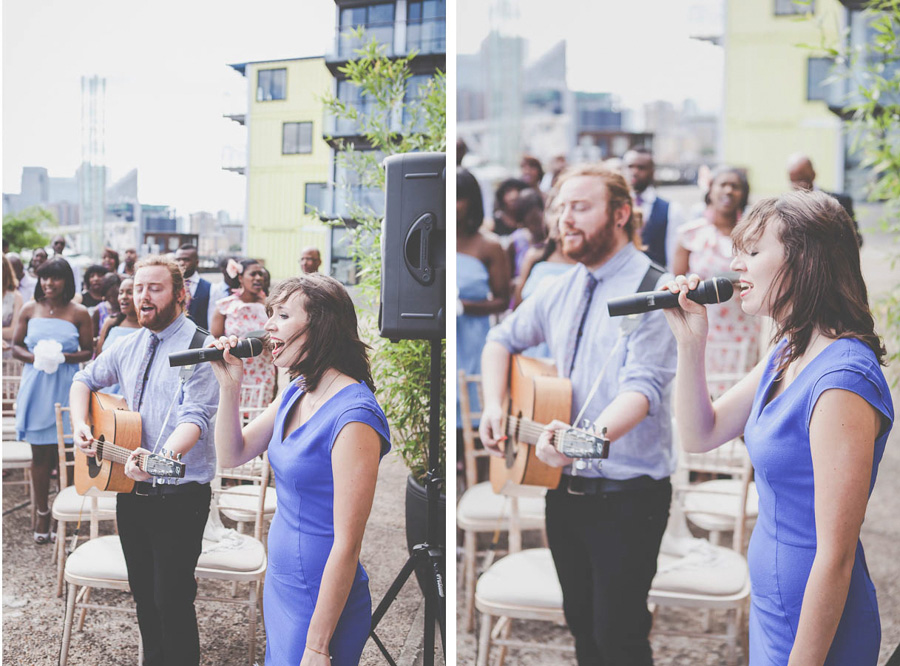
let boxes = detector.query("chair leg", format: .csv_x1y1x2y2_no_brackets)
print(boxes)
60,583,77,666
56,522,67,597
248,581,258,664
496,617,512,666
77,587,91,631
725,607,738,666
476,611,492,666
464,530,476,633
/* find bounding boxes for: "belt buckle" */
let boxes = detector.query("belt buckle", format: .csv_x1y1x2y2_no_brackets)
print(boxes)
565,476,588,496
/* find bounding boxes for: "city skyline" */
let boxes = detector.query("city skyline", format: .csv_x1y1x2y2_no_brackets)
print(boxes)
2,0,336,219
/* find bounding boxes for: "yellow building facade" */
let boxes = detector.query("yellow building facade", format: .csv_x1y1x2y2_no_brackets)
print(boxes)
724,0,846,197
241,57,332,281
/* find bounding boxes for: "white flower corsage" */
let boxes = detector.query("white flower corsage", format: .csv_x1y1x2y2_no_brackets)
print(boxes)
33,339,65,374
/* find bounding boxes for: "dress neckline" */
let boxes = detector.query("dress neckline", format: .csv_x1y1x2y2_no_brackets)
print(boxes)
759,338,842,412
280,381,361,443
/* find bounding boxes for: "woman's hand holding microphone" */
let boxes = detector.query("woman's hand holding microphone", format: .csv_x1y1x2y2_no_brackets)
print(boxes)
208,335,245,390
661,273,711,348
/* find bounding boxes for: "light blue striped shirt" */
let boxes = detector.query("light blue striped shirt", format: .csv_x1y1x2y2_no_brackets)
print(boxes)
486,243,678,480
73,314,219,484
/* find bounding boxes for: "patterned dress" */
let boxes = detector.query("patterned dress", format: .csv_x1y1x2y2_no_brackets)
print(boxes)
216,293,276,403
678,218,760,395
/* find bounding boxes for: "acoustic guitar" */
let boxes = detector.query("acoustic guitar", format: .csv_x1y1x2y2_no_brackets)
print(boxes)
74,391,186,494
489,355,610,494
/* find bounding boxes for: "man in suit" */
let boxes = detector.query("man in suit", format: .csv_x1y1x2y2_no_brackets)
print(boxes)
623,147,686,269
787,153,862,246
174,244,212,331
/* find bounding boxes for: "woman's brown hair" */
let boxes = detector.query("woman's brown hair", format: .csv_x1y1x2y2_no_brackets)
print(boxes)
733,189,886,373
267,273,375,392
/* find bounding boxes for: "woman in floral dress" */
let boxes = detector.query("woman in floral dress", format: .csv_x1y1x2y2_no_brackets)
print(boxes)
211,259,276,404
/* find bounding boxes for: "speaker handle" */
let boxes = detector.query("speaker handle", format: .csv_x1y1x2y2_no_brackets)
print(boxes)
404,212,436,286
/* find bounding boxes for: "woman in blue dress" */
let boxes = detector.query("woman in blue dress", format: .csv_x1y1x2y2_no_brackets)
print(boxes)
12,257,93,544
209,272,390,666
662,190,892,665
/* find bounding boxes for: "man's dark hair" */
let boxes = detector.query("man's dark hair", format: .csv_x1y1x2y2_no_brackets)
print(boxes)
178,244,198,253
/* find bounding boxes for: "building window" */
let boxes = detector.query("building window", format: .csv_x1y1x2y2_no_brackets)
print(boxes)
807,56,836,102
403,74,431,129
407,0,445,54
775,0,814,15
339,3,394,58
257,68,286,102
283,122,313,155
305,182,326,215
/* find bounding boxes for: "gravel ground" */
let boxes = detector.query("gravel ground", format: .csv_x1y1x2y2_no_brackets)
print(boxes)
2,452,430,666
454,227,900,666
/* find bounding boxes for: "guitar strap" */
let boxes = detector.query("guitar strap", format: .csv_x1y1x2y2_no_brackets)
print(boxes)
178,327,209,382
571,261,668,436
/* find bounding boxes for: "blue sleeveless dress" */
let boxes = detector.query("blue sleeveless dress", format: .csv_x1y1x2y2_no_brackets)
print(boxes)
744,338,893,664
265,380,391,666
456,253,491,425
16,318,82,445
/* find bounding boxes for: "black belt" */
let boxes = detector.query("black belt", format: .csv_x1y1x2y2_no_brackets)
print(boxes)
557,474,668,496
132,481,208,497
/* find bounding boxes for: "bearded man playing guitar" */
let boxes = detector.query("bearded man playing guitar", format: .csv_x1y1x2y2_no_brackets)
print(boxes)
479,164,678,666
70,255,219,666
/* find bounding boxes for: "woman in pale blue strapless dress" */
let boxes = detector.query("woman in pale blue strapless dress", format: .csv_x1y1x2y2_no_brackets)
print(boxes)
209,273,390,666
12,257,93,544
663,190,891,664
456,168,511,428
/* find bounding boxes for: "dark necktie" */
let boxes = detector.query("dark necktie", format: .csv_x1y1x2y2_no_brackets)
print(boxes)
567,273,599,375
133,333,160,411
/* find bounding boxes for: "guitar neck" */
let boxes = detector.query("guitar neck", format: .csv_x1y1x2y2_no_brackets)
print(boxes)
95,440,146,467
505,415,563,448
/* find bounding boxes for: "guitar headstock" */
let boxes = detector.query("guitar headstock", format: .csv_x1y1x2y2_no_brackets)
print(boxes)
556,426,610,459
141,452,186,478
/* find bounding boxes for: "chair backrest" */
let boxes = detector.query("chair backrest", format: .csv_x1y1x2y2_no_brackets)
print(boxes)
56,403,76,490
2,375,21,417
458,370,488,489
240,384,267,410
2,357,24,378
706,339,752,399
214,452,271,541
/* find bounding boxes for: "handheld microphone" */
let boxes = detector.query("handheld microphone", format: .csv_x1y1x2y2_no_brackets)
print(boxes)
168,336,265,367
607,277,734,317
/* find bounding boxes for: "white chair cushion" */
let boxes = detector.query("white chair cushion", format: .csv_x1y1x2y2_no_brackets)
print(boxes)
218,485,277,521
2,441,32,464
65,535,129,581
198,532,266,572
683,480,759,531
652,540,748,596
457,482,545,530
52,485,118,520
476,548,563,610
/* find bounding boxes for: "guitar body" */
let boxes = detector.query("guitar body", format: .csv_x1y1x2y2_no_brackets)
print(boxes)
75,392,142,494
490,355,572,493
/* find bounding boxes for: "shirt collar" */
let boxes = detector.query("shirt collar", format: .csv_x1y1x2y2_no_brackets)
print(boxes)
150,312,189,343
185,272,200,286
638,185,657,205
584,243,640,284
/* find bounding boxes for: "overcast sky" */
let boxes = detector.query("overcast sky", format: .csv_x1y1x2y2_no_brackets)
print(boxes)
2,0,335,218
457,0,724,114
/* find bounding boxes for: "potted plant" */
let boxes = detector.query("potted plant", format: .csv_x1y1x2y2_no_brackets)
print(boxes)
321,34,447,573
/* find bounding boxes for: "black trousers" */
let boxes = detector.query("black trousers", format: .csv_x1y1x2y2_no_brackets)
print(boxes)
545,478,671,666
117,485,211,666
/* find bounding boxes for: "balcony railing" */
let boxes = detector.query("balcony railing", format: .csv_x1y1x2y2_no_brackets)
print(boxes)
326,17,446,62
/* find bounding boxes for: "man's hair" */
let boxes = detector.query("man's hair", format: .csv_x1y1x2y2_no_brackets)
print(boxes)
626,145,653,158
266,273,375,393
134,254,187,308
2,254,18,293
554,162,642,246
178,244,198,253
733,189,885,373
35,257,77,303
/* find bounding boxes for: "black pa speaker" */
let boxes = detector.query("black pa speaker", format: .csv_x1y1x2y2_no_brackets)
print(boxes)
379,152,446,341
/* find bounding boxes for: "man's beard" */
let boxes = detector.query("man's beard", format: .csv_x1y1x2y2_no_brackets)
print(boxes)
137,298,179,331
561,215,618,267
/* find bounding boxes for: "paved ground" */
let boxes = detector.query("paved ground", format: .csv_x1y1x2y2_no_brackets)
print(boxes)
454,191,900,665
2,447,434,665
